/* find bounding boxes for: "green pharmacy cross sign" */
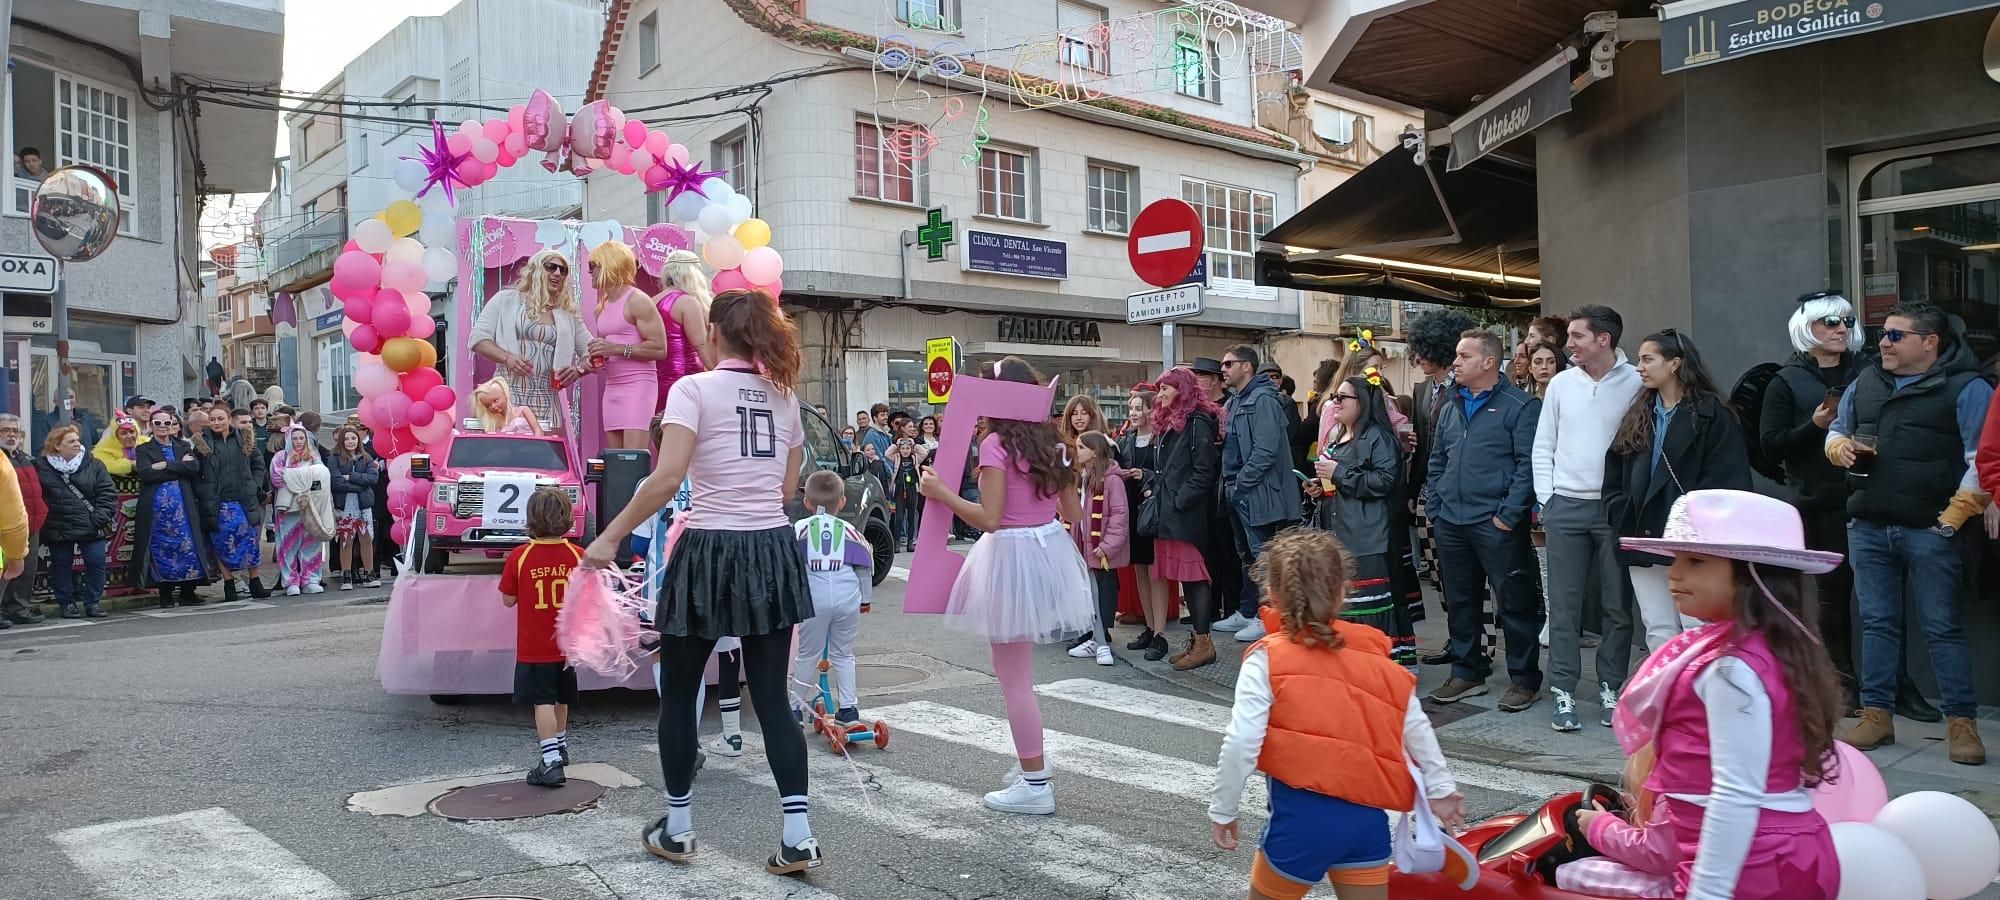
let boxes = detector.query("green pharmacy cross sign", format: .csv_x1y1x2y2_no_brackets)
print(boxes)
917,208,956,261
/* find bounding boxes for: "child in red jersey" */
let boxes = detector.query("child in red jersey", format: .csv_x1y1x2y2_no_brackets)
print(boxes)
501,488,584,788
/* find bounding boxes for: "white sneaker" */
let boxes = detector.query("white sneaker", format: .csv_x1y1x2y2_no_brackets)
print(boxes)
982,776,1055,815
304,582,325,594
705,733,744,758
339,579,352,592
1211,612,1250,632
284,585,301,596
1066,638,1098,658
1094,644,1114,666
1233,619,1267,642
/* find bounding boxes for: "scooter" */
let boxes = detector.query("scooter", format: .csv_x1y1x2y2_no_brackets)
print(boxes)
805,639,890,754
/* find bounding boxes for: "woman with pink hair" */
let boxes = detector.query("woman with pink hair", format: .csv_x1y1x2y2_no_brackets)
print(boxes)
1149,366,1225,670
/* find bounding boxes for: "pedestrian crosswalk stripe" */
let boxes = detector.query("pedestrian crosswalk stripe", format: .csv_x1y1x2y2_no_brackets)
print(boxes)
869,699,1269,811
51,807,350,900
1036,677,1585,799
496,811,845,899
735,733,1247,898
887,565,910,581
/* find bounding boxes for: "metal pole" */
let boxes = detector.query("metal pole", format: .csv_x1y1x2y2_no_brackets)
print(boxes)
52,270,70,427
1160,320,1177,373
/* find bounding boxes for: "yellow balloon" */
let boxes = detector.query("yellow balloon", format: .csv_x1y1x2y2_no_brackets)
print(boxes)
383,200,423,237
735,217,772,250
416,338,439,369
381,337,424,373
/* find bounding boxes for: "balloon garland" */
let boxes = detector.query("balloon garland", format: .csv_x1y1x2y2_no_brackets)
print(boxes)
326,89,786,549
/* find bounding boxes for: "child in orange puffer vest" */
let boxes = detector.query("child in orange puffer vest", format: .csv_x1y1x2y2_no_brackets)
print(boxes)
1208,528,1467,900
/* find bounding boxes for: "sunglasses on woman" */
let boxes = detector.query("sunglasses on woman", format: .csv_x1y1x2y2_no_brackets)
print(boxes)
543,261,568,274
1816,315,1856,329
150,418,175,428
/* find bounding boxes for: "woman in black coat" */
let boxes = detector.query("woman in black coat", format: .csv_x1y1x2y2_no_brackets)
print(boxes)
1149,367,1223,670
194,408,269,602
35,425,116,617
131,410,218,607
1602,330,1751,653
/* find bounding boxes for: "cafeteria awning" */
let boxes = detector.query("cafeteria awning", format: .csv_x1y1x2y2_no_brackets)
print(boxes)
1256,143,1541,309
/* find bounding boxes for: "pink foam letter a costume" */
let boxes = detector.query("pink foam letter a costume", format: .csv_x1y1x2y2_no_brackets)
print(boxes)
903,374,1059,614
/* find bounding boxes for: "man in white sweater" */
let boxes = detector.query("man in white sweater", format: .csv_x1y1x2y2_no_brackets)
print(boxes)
1532,305,1643,733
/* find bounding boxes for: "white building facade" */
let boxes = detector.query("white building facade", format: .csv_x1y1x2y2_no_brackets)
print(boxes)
584,0,1312,423
0,0,282,444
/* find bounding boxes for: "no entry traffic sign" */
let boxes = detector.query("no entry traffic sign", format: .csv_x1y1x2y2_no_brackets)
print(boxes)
925,336,958,403
1128,199,1205,288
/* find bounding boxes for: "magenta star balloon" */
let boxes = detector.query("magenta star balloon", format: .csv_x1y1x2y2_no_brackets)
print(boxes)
404,121,472,205
657,158,727,206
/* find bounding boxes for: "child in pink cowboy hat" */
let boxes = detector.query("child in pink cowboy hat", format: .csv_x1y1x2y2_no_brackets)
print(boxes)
1566,489,1845,900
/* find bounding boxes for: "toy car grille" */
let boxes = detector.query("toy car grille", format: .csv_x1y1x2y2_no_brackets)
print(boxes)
454,483,483,518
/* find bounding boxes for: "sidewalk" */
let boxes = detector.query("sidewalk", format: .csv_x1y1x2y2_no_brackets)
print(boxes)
1121,583,2000,812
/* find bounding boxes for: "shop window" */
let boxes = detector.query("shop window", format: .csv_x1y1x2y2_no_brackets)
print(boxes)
7,62,135,219
886,355,939,419
854,120,918,205
898,0,959,30
1086,162,1132,234
638,13,661,74
978,146,1033,221
1173,34,1220,103
318,334,362,413
1861,144,2000,202
1182,177,1276,298
1059,2,1109,74
713,131,751,202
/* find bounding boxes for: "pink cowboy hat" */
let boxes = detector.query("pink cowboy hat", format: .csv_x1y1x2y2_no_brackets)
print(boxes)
1620,489,1843,574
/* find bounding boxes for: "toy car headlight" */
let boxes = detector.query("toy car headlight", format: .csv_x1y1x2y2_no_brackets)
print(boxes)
433,483,456,506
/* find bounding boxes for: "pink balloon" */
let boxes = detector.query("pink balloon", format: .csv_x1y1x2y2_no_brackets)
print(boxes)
624,119,649,149
446,133,473,157
523,89,566,153
664,143,690,166
645,130,672,157
403,290,432,320
482,118,511,142
355,396,382,431
424,384,458,412
379,261,424,293
471,138,499,164
372,297,412,337
407,314,437,340
454,155,483,183
504,133,528,157
389,518,412,546
495,146,517,169
343,293,377,325
609,143,632,167
388,453,413,482
351,323,382,354
332,250,382,293
400,367,444,399
762,277,784,297
643,164,669,191
711,268,750,293
343,238,364,254
377,391,412,429
507,104,527,135
458,119,481,140
1809,741,1889,824
412,415,452,446
340,317,360,337
406,400,437,428
568,100,617,161
740,246,784,286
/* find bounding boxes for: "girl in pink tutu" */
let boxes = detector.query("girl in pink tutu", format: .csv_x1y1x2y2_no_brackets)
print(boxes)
583,241,667,450
1571,489,1844,900
918,356,1094,816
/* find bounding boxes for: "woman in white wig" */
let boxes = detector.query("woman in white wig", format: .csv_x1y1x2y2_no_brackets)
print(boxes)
471,248,590,428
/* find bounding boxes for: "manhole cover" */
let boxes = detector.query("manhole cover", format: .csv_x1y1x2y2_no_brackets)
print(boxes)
855,663,926,689
428,778,607,821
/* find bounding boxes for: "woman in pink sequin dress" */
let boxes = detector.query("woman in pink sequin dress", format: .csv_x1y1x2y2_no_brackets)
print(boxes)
654,250,716,414
584,241,668,449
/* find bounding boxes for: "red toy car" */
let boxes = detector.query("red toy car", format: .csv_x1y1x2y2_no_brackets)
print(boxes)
1392,788,1636,899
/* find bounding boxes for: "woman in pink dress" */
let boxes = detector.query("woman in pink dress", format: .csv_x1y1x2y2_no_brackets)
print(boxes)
654,249,715,412
585,241,668,449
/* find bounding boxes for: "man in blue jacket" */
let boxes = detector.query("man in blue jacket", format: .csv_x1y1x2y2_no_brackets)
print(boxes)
1212,344,1301,643
1424,329,1545,711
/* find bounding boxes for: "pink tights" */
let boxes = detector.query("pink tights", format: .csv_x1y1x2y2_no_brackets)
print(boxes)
990,641,1044,759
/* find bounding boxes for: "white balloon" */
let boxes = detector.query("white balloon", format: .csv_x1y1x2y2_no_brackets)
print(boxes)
392,159,429,194
1872,791,2000,899
696,201,733,237
384,237,425,266
699,177,734,203
1831,822,1926,900
353,218,395,255
421,246,459,282
418,214,456,251
726,192,753,223
668,191,706,222
418,187,455,217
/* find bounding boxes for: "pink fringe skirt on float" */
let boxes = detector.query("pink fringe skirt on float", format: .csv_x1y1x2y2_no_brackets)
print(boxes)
943,520,1095,644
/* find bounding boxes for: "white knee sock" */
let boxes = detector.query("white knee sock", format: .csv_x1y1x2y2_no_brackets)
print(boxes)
665,789,692,835
781,794,811,845
718,696,742,738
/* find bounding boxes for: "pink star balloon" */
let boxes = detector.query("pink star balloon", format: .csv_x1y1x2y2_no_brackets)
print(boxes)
404,121,473,205
656,157,727,206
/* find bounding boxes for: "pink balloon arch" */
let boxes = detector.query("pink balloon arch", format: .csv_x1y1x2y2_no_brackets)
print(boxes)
327,88,784,548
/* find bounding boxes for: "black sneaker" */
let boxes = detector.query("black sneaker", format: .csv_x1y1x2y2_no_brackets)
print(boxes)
525,760,566,787
559,746,570,766
0,617,10,629
85,608,108,618
59,607,83,620
766,837,824,875
642,817,696,862
1125,628,1156,651
1065,633,1091,651
1144,634,1169,662
6,611,44,624
835,707,860,725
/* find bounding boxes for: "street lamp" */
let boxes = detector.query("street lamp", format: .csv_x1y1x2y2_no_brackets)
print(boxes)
28,165,122,428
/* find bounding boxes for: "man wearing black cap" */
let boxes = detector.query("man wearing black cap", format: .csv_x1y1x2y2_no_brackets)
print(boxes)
124,396,154,424
1258,363,1305,468
1186,356,1243,623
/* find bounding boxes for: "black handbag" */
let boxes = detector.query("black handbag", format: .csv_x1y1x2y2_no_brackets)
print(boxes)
1133,474,1161,538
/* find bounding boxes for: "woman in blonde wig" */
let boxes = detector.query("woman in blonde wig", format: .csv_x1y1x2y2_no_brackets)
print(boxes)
584,241,668,449
470,248,590,428
654,248,716,412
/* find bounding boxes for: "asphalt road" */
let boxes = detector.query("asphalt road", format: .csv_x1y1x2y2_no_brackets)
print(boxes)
0,575,1580,900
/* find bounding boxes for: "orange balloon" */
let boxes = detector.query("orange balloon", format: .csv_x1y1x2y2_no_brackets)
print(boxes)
381,337,424,373
416,338,438,369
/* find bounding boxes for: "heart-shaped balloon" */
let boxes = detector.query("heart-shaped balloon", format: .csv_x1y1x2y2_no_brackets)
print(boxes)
568,100,618,162
523,89,567,153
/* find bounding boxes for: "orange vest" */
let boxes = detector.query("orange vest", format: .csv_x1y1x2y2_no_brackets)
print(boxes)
1251,607,1418,812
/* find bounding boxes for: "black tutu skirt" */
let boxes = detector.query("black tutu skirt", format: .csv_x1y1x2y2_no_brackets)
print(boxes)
1343,552,1417,667
657,525,814,640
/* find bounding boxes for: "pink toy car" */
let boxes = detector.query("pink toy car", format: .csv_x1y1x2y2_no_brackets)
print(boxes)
405,425,596,573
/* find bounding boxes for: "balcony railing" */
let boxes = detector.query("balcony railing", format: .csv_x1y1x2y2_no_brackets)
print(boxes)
263,210,348,287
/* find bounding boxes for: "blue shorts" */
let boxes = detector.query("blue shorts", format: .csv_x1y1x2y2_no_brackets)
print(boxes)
1258,778,1392,887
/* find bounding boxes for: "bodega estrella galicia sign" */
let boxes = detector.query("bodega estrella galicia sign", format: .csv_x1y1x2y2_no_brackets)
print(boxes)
997,316,1101,346
0,252,58,295
1447,50,1575,172
1660,0,2000,73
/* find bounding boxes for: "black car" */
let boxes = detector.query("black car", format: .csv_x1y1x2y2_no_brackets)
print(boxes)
789,404,897,585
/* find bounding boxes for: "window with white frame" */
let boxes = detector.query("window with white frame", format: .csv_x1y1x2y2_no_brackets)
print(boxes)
897,0,959,30
352,131,369,172
391,89,437,142
245,340,274,370
217,291,232,319
1086,162,1132,234
299,109,341,163
1182,177,1276,293
1311,104,1372,148
1173,34,1220,102
712,132,750,201
978,147,1032,221
1058,2,1108,73
318,333,361,412
854,120,917,204
638,13,660,73
6,62,136,216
